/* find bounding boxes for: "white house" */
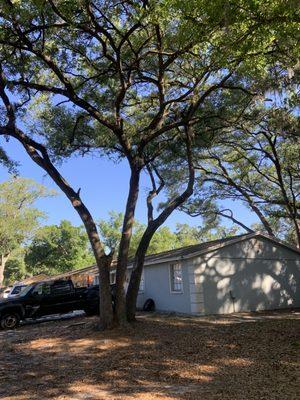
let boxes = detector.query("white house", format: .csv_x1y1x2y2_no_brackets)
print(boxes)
60,232,299,315
118,232,300,315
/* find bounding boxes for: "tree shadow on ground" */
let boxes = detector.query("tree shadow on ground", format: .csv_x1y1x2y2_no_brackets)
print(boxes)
0,312,299,400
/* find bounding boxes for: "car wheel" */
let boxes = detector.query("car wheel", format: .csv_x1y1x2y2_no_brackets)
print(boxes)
84,308,98,317
143,298,155,312
0,313,20,330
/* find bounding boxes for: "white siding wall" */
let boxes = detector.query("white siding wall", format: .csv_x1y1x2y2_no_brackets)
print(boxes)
136,259,192,313
188,262,204,314
192,237,300,314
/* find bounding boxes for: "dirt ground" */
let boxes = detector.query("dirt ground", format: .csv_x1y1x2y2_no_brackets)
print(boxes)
0,310,299,400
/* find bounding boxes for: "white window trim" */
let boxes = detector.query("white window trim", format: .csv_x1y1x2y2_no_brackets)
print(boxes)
169,262,184,294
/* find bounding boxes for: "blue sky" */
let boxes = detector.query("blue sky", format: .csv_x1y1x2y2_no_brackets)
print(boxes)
0,137,257,232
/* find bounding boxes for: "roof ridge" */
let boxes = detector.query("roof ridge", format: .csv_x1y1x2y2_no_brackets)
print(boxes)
142,232,251,260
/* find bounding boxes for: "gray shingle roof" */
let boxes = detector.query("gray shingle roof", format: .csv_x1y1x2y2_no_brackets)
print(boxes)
130,233,250,266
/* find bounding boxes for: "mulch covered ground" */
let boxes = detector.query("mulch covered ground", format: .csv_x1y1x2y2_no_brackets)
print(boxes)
0,311,299,400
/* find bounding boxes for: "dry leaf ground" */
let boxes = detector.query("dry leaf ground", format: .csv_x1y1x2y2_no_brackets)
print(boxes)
0,310,299,400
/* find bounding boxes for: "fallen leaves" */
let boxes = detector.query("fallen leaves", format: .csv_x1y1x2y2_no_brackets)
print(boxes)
0,311,299,400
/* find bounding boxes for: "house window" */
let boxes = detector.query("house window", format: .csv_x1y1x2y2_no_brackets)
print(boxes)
170,263,183,292
110,272,116,284
139,272,145,293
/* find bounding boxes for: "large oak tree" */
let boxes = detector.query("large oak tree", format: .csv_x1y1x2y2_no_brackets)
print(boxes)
0,0,298,325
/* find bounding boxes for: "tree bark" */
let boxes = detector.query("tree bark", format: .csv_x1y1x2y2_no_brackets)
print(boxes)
97,253,114,329
247,202,275,236
115,166,141,325
125,226,154,321
81,212,113,330
293,220,300,249
0,253,10,287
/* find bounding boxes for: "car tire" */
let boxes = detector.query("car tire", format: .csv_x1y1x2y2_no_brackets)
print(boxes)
0,313,20,330
143,298,155,312
84,308,98,317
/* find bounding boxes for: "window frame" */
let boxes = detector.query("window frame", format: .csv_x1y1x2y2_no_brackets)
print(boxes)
169,262,183,294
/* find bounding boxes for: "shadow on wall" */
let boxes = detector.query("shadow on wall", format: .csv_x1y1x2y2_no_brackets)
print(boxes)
200,239,300,314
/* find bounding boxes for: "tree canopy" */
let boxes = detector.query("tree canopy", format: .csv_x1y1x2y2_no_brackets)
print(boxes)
99,211,240,257
0,177,53,286
0,0,298,325
178,71,300,247
25,220,95,276
3,248,27,285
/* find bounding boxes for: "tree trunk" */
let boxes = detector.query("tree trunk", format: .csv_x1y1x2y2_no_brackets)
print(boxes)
0,253,10,287
59,199,114,329
248,203,275,237
10,128,114,329
126,129,195,321
293,219,300,249
115,166,140,325
0,76,116,326
96,253,114,330
126,229,153,321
